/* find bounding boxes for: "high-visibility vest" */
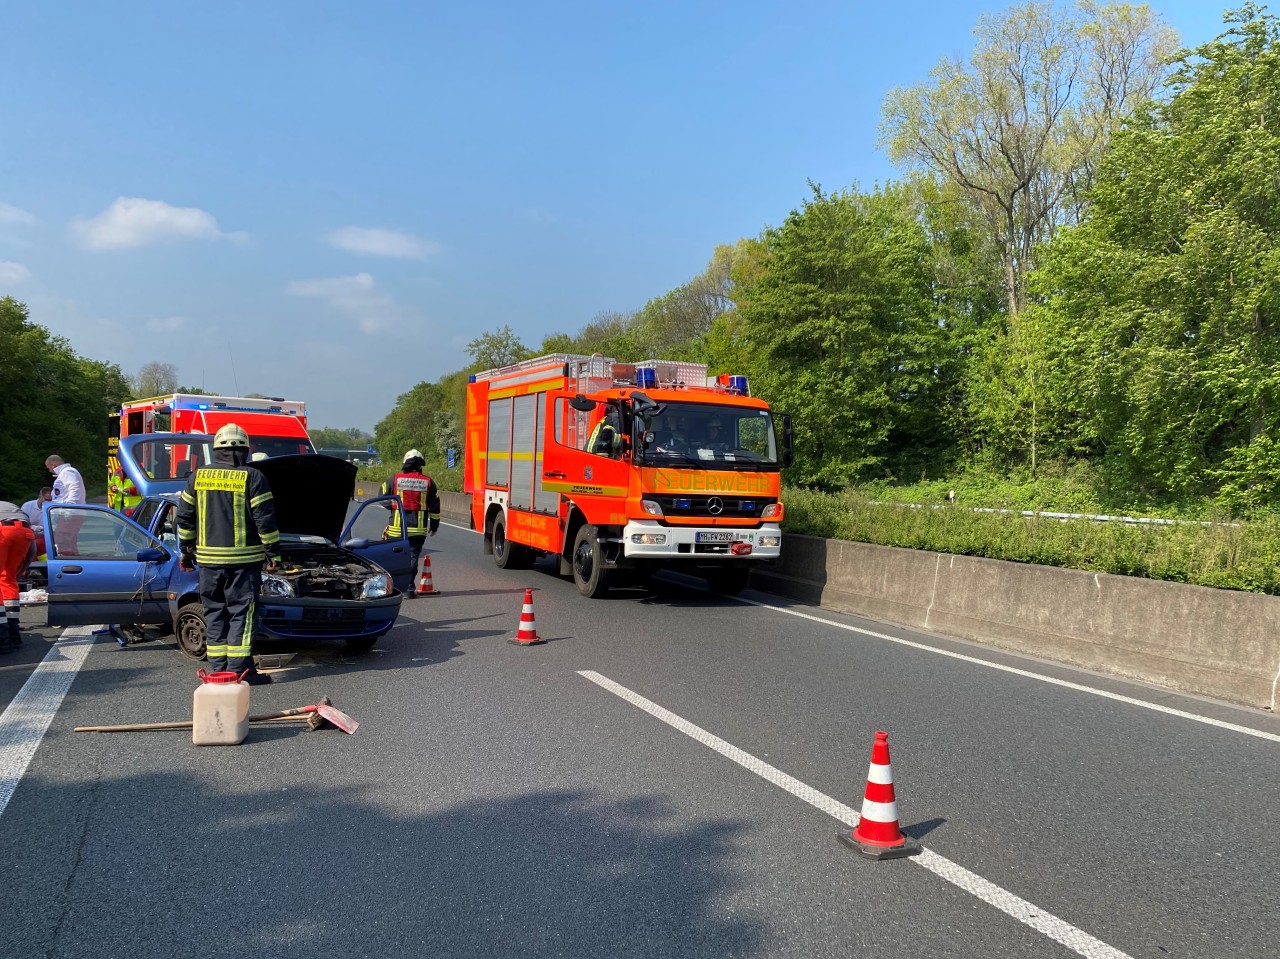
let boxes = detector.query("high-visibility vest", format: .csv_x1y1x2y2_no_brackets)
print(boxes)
382,471,440,537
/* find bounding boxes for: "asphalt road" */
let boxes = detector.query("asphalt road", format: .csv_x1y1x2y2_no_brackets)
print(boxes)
1,520,1277,959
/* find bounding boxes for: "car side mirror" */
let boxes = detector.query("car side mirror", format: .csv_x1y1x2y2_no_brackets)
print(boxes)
342,538,371,549
137,547,168,563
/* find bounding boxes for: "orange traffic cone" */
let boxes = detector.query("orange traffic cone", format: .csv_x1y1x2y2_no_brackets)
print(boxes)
508,588,545,646
416,555,440,596
837,730,920,860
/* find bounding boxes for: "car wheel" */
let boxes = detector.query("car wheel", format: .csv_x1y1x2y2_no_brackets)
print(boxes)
174,600,207,661
571,524,611,598
344,636,378,653
706,567,750,596
493,516,534,570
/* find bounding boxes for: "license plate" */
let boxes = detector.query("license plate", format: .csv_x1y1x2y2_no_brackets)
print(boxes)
696,531,737,543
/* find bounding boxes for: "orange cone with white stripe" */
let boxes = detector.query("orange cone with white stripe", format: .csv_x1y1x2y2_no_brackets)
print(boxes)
837,730,920,860
508,588,545,646
417,555,439,595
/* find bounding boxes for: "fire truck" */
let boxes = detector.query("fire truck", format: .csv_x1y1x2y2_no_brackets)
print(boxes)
108,393,315,486
465,354,792,597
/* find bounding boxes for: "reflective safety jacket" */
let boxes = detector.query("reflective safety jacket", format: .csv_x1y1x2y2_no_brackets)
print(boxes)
176,456,281,566
382,470,440,537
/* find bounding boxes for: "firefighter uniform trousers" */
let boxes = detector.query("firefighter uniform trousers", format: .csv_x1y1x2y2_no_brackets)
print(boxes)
199,564,261,673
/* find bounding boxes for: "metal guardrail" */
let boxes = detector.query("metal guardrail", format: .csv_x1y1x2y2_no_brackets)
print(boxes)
873,501,1236,528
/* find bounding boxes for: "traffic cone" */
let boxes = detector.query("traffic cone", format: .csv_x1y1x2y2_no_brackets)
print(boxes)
508,588,545,646
416,555,440,596
837,730,920,860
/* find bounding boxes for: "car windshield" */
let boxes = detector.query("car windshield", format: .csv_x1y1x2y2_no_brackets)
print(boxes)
251,435,317,458
130,437,214,481
635,402,780,469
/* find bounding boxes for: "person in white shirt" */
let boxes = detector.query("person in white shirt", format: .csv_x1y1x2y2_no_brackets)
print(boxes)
45,455,86,555
20,487,52,546
46,456,85,504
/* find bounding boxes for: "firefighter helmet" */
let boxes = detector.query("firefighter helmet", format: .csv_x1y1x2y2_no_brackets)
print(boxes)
213,424,250,449
403,449,424,464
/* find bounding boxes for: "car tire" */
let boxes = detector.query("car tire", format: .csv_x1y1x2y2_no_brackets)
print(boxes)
706,567,750,596
493,516,534,570
174,600,207,661
571,524,611,598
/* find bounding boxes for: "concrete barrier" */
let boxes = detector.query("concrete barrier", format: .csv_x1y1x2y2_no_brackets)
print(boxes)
752,534,1280,711
416,489,1280,710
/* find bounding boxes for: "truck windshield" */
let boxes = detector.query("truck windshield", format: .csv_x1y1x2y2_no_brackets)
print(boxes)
251,436,317,458
635,402,780,469
129,437,214,481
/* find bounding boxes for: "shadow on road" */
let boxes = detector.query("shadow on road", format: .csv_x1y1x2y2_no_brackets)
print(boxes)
0,773,765,959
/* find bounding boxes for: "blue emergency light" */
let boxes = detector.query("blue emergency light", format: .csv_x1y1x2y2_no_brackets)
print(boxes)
636,368,657,389
674,498,692,510
729,375,748,394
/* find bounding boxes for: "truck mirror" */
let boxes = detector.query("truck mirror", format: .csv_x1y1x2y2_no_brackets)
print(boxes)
780,414,794,467
569,394,596,412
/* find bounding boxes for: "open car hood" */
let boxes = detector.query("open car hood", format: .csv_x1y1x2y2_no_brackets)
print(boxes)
252,454,358,544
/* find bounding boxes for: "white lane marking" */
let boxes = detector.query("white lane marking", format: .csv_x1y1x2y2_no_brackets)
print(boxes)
0,627,98,818
580,669,1133,959
735,596,1280,744
440,515,1278,739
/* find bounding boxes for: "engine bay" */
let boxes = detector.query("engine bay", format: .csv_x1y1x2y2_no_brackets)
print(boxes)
270,545,383,599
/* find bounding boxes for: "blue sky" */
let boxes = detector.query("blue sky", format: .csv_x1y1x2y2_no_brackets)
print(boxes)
0,1,1235,430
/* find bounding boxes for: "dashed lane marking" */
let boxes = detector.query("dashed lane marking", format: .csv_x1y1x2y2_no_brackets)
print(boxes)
0,627,98,818
580,669,1133,959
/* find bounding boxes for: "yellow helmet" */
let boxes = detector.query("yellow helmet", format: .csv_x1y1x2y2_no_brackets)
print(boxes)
213,423,250,448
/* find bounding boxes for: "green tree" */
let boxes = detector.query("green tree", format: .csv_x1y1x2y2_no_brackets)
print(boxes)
466,325,532,371
130,361,178,398
730,185,942,488
1030,4,1280,505
881,0,1177,319
0,297,129,499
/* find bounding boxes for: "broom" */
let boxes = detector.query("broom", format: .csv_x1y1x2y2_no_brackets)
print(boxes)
73,696,359,735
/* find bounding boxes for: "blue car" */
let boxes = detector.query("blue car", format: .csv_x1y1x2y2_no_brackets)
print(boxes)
42,433,414,658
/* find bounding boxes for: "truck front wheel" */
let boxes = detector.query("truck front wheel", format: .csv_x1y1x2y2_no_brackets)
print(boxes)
571,524,611,598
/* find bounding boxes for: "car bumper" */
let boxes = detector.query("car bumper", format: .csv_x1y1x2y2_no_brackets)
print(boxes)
619,519,782,559
257,593,403,639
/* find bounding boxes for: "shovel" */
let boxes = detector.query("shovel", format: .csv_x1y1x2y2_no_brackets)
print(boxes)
74,696,359,735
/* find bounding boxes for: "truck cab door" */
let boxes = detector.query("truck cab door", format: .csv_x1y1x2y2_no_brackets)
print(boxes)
44,505,175,628
339,496,415,593
545,394,632,527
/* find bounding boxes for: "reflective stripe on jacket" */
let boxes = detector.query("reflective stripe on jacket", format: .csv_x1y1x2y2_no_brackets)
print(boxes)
176,460,280,566
382,470,440,537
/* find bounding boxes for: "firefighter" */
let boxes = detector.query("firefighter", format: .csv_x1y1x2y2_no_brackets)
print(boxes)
587,406,624,457
108,466,142,516
0,500,36,653
175,423,281,684
381,449,440,596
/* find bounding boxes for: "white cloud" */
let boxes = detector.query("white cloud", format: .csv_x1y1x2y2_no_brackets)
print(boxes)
72,197,248,251
145,316,187,333
0,202,39,226
326,226,438,260
0,261,31,285
287,272,400,334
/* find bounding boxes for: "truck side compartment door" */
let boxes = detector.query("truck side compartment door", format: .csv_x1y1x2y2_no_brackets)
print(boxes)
44,505,175,628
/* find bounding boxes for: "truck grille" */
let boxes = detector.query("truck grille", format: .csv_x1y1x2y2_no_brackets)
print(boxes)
651,495,774,520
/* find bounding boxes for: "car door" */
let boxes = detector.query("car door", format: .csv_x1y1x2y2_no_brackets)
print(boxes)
340,496,415,592
44,504,176,628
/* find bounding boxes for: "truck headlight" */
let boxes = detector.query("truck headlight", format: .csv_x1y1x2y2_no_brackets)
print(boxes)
762,503,781,519
758,535,781,547
262,574,294,598
361,573,391,599
640,499,663,516
631,533,667,545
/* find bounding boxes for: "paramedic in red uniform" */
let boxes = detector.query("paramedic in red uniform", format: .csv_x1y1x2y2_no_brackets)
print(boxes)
381,449,440,596
0,500,36,653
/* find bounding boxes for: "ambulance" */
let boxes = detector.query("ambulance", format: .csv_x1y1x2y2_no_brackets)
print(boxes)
109,393,315,485
466,354,791,597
